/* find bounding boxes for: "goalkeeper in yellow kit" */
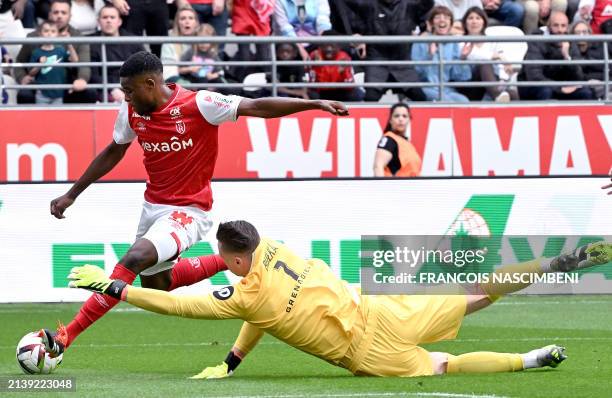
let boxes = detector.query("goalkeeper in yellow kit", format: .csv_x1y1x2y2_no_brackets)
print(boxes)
67,220,612,378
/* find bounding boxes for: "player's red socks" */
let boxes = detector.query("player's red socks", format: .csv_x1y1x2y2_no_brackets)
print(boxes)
65,264,136,347
63,256,225,347
168,255,227,291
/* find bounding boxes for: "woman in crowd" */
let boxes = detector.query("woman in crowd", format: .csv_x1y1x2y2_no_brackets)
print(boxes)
570,19,609,99
70,0,104,35
161,6,200,82
373,103,422,178
460,6,516,102
273,0,332,60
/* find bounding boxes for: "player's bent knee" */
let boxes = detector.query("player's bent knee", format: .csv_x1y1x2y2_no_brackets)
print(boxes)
121,239,159,273
140,270,172,290
429,352,450,375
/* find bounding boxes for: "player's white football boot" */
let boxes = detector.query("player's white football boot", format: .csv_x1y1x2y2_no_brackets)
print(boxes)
548,242,612,272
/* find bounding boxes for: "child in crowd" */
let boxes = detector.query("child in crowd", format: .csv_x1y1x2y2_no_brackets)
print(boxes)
27,20,78,105
178,24,225,87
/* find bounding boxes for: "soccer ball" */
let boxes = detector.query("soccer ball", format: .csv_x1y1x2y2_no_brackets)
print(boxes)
16,332,63,374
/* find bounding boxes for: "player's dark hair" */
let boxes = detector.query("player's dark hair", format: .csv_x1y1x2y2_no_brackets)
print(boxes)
384,102,411,133
216,221,261,254
119,51,163,78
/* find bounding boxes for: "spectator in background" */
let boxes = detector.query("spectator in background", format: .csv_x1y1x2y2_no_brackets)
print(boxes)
571,20,610,98
332,0,432,102
308,29,363,101
109,0,169,56
89,4,145,102
269,42,309,99
273,0,331,60
373,103,421,177
70,0,104,35
460,6,516,101
15,0,96,104
176,0,228,48
482,0,525,28
521,0,567,34
1,0,35,29
575,0,612,33
518,11,592,100
28,20,79,104
411,5,473,102
435,0,483,21
0,0,27,60
230,0,274,82
178,23,229,92
1,44,13,104
162,6,200,82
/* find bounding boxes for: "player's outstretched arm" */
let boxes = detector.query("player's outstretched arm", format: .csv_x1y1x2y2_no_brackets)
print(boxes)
50,140,131,219
237,97,349,119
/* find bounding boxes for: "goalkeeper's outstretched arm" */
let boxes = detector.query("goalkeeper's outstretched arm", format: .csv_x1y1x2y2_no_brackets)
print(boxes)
67,265,245,320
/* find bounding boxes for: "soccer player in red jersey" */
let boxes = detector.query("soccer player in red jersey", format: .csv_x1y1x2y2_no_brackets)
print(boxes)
41,51,349,356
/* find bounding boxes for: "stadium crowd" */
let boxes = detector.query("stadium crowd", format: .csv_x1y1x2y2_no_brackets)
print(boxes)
1,0,611,104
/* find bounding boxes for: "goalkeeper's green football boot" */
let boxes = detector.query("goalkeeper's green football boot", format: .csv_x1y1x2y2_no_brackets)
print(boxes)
536,345,567,368
548,241,612,272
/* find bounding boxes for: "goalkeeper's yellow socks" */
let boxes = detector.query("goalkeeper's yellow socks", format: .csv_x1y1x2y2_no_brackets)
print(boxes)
447,352,524,373
447,345,567,373
480,258,542,300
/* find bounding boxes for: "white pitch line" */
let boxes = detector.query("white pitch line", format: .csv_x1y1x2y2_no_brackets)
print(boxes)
1,335,611,350
208,392,507,398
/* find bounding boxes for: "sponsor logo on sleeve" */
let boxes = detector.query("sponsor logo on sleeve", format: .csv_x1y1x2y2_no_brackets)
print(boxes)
213,286,234,300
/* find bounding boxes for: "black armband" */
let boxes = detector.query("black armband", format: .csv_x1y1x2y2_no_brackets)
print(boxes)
224,350,242,372
105,280,128,300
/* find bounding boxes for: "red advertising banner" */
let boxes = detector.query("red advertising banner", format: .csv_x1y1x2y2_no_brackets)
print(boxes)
1,105,610,182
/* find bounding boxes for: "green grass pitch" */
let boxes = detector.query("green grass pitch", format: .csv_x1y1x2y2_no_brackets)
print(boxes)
1,295,611,398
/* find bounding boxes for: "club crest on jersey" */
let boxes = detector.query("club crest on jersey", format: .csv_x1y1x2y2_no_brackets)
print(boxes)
169,106,182,119
175,120,186,134
136,121,146,131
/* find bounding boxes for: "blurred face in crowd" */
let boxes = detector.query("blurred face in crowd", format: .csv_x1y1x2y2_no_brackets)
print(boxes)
320,43,339,60
196,24,215,53
49,2,71,31
571,21,590,49
177,9,198,36
465,11,485,35
389,106,410,135
40,22,59,39
548,12,569,35
431,12,452,35
99,7,122,36
277,44,297,60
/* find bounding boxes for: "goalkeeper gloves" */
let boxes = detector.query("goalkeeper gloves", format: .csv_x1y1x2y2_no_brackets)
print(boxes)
67,265,128,299
190,351,242,379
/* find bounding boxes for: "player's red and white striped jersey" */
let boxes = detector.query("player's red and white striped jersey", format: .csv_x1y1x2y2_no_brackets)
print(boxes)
113,84,242,210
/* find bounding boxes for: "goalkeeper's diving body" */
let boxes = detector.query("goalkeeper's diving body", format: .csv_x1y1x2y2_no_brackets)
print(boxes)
67,220,612,378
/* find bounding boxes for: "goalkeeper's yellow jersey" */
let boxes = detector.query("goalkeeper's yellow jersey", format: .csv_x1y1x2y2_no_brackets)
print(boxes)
124,238,368,367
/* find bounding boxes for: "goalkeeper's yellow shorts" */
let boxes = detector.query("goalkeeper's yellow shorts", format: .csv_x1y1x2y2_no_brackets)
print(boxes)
350,295,466,377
